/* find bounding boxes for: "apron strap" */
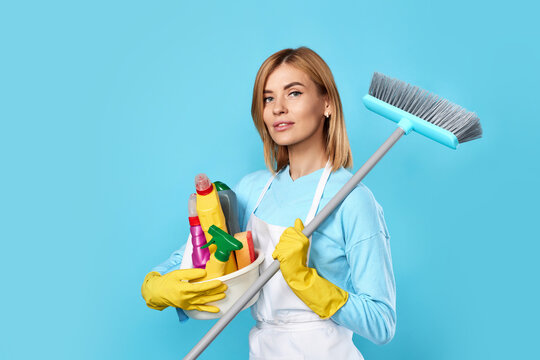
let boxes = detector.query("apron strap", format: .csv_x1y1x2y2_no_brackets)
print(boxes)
251,172,279,216
304,160,332,263
304,160,332,225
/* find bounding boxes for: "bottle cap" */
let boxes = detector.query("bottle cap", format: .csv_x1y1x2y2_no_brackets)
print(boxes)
214,181,231,191
195,174,213,195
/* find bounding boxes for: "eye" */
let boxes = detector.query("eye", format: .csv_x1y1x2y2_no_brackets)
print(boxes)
264,96,273,103
289,91,302,97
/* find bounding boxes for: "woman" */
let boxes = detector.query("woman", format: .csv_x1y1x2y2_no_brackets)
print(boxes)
141,47,396,359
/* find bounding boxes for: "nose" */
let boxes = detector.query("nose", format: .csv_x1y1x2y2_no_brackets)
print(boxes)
272,96,287,116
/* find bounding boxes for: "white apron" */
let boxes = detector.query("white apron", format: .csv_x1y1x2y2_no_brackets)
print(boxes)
247,162,364,360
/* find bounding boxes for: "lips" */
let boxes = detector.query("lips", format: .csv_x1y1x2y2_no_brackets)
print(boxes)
273,121,294,132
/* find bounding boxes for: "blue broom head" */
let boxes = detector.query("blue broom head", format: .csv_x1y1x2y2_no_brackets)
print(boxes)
363,72,483,149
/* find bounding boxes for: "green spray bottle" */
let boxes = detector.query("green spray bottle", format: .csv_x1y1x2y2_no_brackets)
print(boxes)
197,225,243,281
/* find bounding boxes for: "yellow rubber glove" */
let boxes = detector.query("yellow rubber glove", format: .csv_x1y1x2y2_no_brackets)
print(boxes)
272,218,349,319
141,268,227,313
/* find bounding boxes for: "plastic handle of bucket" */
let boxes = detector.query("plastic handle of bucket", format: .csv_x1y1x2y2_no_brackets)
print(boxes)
183,127,406,360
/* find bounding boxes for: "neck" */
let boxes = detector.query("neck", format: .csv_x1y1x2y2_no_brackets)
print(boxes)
287,136,327,181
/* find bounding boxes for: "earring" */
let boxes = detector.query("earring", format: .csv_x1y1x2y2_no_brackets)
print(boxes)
324,113,330,120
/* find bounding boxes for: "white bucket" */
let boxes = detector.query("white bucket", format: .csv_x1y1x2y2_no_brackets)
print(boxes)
184,250,265,320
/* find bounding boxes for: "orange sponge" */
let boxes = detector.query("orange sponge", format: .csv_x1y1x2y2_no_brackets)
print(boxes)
234,231,256,270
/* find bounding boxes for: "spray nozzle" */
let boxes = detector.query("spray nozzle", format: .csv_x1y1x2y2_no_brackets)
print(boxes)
201,225,243,262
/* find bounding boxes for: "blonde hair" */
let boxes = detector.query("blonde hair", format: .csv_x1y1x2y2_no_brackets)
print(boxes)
251,46,353,173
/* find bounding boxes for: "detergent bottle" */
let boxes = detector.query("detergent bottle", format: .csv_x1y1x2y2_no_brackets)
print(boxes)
215,181,241,236
188,193,210,269
195,173,237,274
195,174,228,238
196,225,243,281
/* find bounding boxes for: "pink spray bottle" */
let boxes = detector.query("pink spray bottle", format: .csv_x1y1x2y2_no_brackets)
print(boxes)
188,193,210,269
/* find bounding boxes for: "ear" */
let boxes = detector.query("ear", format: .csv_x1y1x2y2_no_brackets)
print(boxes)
323,95,332,117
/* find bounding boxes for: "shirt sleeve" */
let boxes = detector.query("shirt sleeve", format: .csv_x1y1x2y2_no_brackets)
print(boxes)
150,245,189,323
331,232,396,344
151,244,186,275
330,185,397,345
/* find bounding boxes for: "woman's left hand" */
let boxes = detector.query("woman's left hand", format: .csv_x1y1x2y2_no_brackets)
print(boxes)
272,218,349,319
272,218,309,269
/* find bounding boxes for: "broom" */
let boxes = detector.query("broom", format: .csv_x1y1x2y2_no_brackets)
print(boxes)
183,72,483,359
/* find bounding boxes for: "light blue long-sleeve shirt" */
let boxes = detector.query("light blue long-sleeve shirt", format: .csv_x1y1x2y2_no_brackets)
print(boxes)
152,166,396,345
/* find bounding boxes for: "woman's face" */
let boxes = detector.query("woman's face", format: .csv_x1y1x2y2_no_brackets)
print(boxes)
262,64,329,147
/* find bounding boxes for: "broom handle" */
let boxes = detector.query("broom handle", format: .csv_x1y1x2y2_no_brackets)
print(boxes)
184,127,405,360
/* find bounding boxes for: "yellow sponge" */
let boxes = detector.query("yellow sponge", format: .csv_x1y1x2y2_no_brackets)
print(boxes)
233,231,256,270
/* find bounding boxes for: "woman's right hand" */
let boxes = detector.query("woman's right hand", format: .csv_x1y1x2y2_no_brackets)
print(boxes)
141,268,227,313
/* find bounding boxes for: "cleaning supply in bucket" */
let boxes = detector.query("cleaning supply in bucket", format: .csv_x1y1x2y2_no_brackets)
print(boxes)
188,193,210,269
214,181,241,236
234,231,256,270
195,174,228,238
196,225,243,281
195,173,237,274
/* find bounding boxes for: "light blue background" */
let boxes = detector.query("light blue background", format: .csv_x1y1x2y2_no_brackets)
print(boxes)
1,1,538,359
